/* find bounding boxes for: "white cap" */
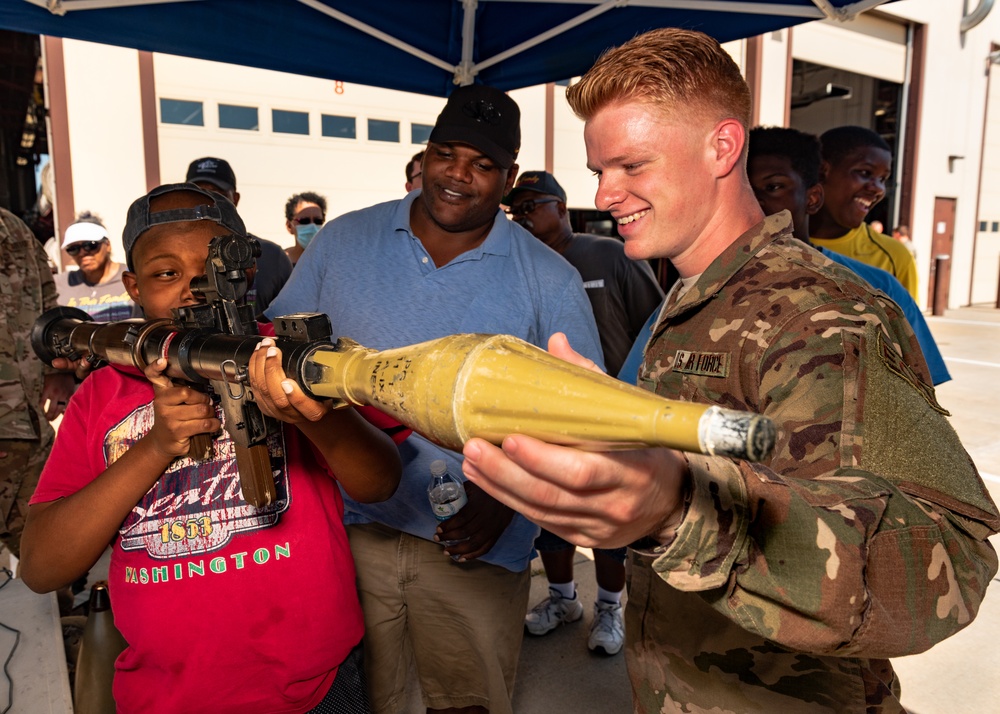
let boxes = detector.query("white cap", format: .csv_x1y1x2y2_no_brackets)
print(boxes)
62,221,108,249
430,459,447,476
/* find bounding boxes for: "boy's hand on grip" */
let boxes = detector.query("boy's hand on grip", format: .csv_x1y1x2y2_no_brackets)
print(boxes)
144,358,221,460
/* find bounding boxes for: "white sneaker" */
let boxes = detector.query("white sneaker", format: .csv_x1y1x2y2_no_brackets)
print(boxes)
588,600,625,655
524,587,584,636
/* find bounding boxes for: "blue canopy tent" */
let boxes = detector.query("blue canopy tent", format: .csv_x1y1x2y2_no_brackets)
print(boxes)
2,0,894,97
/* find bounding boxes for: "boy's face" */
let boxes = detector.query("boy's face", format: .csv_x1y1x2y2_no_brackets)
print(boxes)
747,154,823,241
122,220,229,320
820,145,892,230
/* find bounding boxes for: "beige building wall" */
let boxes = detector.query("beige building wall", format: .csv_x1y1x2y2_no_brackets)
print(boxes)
881,0,1000,309
510,84,548,183
551,83,591,210
757,29,793,128
45,0,1000,309
61,39,147,265
971,56,1000,305
154,53,447,248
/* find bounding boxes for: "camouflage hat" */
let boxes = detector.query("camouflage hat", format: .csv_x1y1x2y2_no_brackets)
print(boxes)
122,183,245,270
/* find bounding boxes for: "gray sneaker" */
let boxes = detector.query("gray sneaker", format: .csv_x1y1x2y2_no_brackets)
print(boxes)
587,600,625,655
524,587,584,636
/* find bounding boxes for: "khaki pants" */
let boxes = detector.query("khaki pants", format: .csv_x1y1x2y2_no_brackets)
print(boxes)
347,522,530,714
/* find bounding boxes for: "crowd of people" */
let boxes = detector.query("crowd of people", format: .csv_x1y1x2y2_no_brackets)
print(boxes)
1,26,996,714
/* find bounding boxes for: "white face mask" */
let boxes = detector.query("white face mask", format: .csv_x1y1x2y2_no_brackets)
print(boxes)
296,222,320,249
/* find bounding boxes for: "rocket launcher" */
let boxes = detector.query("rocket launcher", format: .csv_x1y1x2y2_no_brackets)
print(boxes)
32,239,776,509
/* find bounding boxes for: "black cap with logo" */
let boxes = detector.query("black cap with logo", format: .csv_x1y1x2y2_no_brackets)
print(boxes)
185,157,237,193
428,85,520,169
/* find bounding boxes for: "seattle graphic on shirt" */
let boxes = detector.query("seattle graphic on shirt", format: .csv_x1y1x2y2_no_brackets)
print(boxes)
105,400,290,561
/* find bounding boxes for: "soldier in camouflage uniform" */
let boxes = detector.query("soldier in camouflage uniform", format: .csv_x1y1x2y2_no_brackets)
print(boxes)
460,28,1000,713
1,207,74,560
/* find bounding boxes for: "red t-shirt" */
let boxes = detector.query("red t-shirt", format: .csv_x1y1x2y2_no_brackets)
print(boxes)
33,363,365,713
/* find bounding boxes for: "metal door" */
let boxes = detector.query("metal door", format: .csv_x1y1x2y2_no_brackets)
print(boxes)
929,197,956,314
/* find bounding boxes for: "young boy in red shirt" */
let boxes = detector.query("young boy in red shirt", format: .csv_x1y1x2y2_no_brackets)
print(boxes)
20,183,402,713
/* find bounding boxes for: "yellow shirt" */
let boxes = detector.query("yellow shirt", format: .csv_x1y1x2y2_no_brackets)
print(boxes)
811,222,919,301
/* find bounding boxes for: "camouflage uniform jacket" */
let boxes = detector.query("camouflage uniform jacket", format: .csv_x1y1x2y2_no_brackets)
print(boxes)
629,211,999,713
1,207,58,442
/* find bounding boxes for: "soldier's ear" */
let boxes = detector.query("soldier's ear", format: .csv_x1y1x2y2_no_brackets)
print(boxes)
710,118,744,178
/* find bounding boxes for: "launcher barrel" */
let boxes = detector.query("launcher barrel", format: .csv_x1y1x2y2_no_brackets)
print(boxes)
33,310,776,468
297,333,775,462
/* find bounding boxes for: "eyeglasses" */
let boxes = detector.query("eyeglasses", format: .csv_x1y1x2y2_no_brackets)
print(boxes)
504,198,559,217
293,216,324,225
66,240,105,256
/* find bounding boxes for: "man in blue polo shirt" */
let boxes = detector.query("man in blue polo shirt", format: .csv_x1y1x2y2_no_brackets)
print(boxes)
267,84,602,714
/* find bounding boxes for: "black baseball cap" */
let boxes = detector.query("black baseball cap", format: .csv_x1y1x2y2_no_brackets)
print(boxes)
503,171,566,205
185,157,237,193
428,85,520,169
123,183,246,270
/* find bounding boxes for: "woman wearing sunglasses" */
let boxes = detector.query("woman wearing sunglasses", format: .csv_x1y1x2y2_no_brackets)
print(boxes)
54,213,136,322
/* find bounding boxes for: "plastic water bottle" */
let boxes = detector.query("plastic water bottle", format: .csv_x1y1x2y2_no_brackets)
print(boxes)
427,459,468,546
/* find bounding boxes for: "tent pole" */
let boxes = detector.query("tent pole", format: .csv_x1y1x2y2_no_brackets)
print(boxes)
455,0,478,86
497,0,823,20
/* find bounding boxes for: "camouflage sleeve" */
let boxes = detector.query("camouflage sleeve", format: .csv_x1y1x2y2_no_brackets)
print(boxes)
648,300,999,659
35,239,57,313
31,226,60,376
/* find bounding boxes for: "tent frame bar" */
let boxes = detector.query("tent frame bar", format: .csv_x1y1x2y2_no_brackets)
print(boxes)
296,0,456,75
26,0,894,85
25,0,196,16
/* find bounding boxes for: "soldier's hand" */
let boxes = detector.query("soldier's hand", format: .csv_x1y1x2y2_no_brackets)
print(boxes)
548,332,605,375
143,358,221,460
462,437,689,550
248,337,332,424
